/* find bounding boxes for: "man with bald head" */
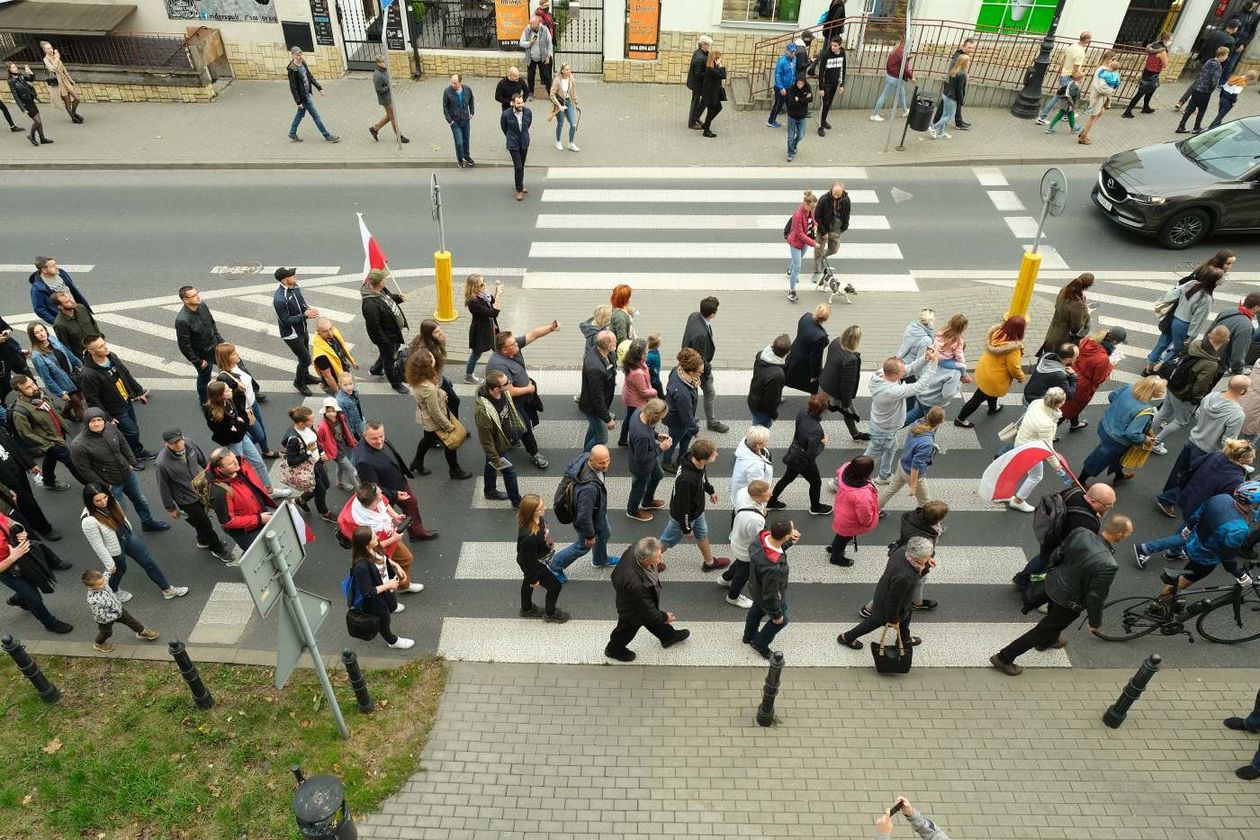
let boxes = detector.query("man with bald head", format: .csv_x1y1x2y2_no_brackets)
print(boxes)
311,316,358,396
495,66,529,109
548,445,616,582
1012,481,1116,592
1156,373,1250,514
579,330,618,452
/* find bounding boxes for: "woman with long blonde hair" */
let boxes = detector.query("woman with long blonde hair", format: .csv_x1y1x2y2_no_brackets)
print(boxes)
1078,375,1166,485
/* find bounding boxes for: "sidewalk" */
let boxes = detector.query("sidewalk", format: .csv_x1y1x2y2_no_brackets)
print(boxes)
357,661,1260,840
3,75,1247,170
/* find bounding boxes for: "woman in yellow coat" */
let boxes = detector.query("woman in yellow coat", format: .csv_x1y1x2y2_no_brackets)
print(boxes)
953,315,1027,428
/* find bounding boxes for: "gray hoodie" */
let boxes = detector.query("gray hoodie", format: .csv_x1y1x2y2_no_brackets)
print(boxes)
868,356,934,432
1190,391,1244,452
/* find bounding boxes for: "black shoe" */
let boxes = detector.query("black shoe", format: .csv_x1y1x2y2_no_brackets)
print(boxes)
1141,107,1156,114
605,647,636,662
544,609,571,623
519,606,544,618
456,159,466,168
51,560,73,571
8,125,20,132
852,432,871,442
463,158,475,166
987,405,1004,416
818,126,826,137
703,130,717,138
409,530,438,542
1225,717,1259,732
830,555,855,567
751,644,772,659
1121,111,1135,118
40,137,53,144
28,133,38,147
766,499,787,510
42,529,61,542
485,489,509,501
7,595,29,610
369,126,379,141
1235,765,1260,781
450,468,473,480
391,383,410,396
956,122,972,130
138,450,160,461
255,393,268,403
295,383,313,396
414,464,431,476
822,121,833,130
46,620,74,635
303,375,322,386
661,628,691,648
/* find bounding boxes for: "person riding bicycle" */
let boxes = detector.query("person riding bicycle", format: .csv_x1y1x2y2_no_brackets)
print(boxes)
1158,481,1260,605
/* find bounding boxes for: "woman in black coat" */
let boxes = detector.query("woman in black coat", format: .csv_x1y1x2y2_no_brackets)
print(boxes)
767,393,832,515
463,274,502,384
699,50,726,138
817,324,869,441
783,304,831,394
349,526,413,650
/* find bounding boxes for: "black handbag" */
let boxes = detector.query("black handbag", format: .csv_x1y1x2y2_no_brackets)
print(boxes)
870,624,912,674
346,608,380,641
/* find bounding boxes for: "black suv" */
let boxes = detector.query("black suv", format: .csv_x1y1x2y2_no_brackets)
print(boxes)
1091,116,1260,249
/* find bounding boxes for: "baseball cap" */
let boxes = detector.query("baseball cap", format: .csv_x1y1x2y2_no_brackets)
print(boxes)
161,428,183,444
1104,326,1128,344
275,267,296,281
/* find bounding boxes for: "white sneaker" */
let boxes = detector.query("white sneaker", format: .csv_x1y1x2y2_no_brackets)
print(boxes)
869,114,884,122
388,637,415,650
726,594,754,609
393,602,406,613
555,140,563,150
827,478,838,493
568,143,580,152
873,475,891,486
406,582,425,593
464,373,482,384
928,127,939,138
1008,499,1035,513
1151,442,1168,455
938,131,952,139
117,589,134,603
716,576,732,588
163,585,190,600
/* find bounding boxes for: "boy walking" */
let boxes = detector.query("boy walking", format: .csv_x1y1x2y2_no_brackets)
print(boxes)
658,439,731,573
84,569,158,653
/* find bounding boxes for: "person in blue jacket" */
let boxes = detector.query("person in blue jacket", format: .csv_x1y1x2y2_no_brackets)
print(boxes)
662,349,702,476
29,256,91,325
767,42,797,128
272,267,321,396
1155,482,1259,607
1078,376,1165,485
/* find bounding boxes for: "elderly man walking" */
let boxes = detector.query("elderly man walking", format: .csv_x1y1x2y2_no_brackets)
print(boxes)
519,15,554,99
605,536,690,662
579,330,618,452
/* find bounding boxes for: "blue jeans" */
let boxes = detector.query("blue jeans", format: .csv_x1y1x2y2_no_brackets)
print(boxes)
450,119,470,162
108,530,171,593
230,434,270,491
194,363,213,404
1039,75,1073,119
663,429,694,468
1157,441,1207,507
750,411,775,428
788,245,805,291
1138,532,1187,558
555,99,577,143
1209,90,1238,130
660,512,709,549
583,413,609,453
1147,316,1190,366
904,402,926,428
111,472,154,525
114,404,145,456
0,571,59,629
863,426,899,480
483,458,521,504
930,96,957,134
549,513,611,581
465,350,484,377
290,95,330,139
1080,431,1130,481
627,460,663,514
786,116,806,156
1245,688,1260,732
247,407,270,452
1013,551,1045,589
872,74,907,114
744,600,788,651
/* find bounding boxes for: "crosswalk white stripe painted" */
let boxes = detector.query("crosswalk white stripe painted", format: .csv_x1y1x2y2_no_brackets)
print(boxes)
437,619,1070,668
1003,216,1039,238
240,294,357,325
1098,315,1160,336
160,303,275,336
304,285,365,301
1107,279,1179,293
528,242,903,260
1022,244,1069,270
969,277,1197,316
544,166,869,181
535,214,893,231
972,167,1008,187
98,343,192,376
455,543,1025,585
209,265,340,276
522,272,917,292
95,312,300,373
541,189,880,204
987,191,1025,211
0,264,93,273
474,477,1026,512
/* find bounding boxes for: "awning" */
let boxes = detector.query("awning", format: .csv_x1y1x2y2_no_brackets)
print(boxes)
0,1,137,35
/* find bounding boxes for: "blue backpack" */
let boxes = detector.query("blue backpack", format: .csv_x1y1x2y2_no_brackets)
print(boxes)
340,572,364,610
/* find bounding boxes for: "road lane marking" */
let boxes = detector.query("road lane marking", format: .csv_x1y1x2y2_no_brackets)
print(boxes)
535,214,892,230
528,241,903,260
541,189,880,204
986,191,1025,211
972,167,1008,187
522,271,915,290
544,166,869,180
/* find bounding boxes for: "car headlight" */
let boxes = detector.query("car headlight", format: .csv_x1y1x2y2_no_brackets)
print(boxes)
1130,193,1167,206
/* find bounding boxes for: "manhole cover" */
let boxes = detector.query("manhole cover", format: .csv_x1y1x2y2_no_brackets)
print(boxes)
1170,260,1198,277
219,260,263,278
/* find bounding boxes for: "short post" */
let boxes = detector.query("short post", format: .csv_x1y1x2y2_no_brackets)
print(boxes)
1103,653,1161,729
341,649,375,714
895,84,920,151
1,635,60,704
292,764,359,839
431,174,457,323
756,651,785,727
168,640,215,709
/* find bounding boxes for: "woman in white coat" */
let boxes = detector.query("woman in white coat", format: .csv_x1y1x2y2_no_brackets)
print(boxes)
731,426,773,505
1006,387,1069,513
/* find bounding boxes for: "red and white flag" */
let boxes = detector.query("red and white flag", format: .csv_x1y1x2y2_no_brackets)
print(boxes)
357,212,388,281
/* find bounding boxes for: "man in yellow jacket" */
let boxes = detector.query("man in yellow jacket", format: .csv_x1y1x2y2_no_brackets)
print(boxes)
311,318,358,394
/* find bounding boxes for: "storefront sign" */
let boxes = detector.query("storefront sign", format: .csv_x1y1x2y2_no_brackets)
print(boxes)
165,0,277,24
308,0,335,46
495,0,530,49
626,0,661,61
386,1,405,51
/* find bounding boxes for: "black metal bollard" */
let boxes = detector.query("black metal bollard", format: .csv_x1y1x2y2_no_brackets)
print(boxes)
755,651,785,727
1103,653,1162,729
168,640,214,709
292,764,359,839
1,635,60,703
341,650,374,714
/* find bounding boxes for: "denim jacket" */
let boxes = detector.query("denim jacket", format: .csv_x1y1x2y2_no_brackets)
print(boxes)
30,338,82,398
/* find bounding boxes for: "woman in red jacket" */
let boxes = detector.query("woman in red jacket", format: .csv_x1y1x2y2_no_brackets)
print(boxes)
0,511,72,633
827,456,879,567
1062,327,1127,432
785,190,818,304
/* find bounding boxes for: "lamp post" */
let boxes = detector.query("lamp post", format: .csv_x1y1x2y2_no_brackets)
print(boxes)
1010,0,1070,118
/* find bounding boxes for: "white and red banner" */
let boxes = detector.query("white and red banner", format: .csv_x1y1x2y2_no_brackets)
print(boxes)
357,212,389,282
978,441,1073,502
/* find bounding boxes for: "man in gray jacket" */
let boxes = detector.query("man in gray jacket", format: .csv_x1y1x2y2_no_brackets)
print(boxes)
519,16,553,99
876,796,951,839
369,55,408,144
991,515,1131,676
865,353,938,483
1208,292,1260,375
155,428,239,564
69,408,170,533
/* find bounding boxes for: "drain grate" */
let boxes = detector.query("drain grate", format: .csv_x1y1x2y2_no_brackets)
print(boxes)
1169,260,1198,277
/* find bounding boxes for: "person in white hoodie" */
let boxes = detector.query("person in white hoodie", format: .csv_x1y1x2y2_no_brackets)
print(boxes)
864,352,939,485
1006,388,1070,513
718,479,770,609
730,426,773,507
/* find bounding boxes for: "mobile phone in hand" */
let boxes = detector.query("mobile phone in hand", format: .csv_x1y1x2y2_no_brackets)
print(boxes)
888,800,904,816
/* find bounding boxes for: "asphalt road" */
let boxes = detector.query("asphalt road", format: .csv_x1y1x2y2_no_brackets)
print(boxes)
1,164,1258,671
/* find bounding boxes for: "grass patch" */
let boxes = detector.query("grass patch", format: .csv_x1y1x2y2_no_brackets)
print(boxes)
0,653,446,839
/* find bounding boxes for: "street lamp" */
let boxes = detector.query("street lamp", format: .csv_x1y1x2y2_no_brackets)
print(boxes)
1010,0,1069,118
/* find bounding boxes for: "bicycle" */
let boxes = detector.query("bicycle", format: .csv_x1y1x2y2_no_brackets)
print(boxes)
1095,563,1260,644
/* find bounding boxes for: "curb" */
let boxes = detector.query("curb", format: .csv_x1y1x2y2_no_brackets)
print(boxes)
18,636,408,673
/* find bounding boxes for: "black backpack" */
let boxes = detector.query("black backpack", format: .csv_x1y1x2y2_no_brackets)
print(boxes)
553,474,582,525
1165,351,1200,395
1032,491,1069,547
391,346,411,387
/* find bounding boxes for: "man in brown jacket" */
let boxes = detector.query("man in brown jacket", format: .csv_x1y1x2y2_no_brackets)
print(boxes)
9,374,82,490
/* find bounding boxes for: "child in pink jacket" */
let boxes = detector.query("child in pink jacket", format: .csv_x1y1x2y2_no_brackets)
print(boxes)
828,456,880,566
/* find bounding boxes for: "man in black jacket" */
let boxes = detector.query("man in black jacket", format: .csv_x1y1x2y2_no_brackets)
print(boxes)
579,331,617,452
273,267,322,396
495,66,530,109
626,399,671,521
932,39,976,130
1013,482,1113,589
69,408,169,532
174,286,224,404
812,182,851,281
0,425,60,540
79,335,157,461
605,536,690,661
286,46,339,143
837,535,935,650
353,422,438,542
658,439,730,573
1023,344,1078,405
360,268,410,395
992,515,1130,676
682,296,727,433
745,516,799,658
815,36,847,136
686,36,713,129
747,335,789,427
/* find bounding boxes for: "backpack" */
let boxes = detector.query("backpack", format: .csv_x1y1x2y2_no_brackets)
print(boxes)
391,346,410,387
783,217,793,240
553,474,579,524
1165,351,1201,395
340,572,364,610
1032,491,1068,547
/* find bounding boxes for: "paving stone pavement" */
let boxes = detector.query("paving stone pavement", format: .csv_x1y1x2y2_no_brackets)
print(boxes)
357,662,1260,840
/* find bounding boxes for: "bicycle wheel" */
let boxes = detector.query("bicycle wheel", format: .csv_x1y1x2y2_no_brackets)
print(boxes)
1093,596,1168,641
1196,587,1260,644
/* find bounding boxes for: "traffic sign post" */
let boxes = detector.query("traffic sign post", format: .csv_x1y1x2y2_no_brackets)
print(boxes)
1008,166,1067,319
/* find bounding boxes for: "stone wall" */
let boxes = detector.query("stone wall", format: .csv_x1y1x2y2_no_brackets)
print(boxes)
0,81,217,105
224,42,345,81
418,49,522,80
604,29,778,84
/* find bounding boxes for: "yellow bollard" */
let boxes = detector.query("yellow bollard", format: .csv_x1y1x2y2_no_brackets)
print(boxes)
433,250,457,322
1007,251,1042,320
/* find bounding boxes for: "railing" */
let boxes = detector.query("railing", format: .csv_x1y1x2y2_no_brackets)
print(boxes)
749,16,1146,103
411,0,499,50
1,31,193,71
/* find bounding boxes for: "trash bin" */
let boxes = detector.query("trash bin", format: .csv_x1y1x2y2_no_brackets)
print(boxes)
778,0,802,24
293,773,358,839
908,94,935,132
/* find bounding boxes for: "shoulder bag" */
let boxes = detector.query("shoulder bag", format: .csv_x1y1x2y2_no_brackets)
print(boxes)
870,624,912,674
436,412,469,450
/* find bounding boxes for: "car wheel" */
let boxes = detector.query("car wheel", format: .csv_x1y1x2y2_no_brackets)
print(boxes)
1158,208,1211,249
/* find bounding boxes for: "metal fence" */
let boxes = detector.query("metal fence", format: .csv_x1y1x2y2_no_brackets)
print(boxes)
749,16,1146,102
0,31,193,70
410,0,603,73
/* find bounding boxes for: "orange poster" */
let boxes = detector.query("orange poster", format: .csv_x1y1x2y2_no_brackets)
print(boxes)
495,0,530,49
626,0,662,61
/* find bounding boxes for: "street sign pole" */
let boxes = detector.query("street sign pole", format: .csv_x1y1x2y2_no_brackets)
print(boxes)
883,0,915,153
1009,166,1068,319
432,174,456,322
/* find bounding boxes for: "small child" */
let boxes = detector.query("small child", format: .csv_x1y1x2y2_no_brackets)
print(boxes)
335,371,366,439
646,333,664,396
84,569,158,653
318,398,358,492
1045,79,1082,134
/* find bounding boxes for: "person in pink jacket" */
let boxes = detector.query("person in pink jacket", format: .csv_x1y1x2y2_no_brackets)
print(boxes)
827,456,880,566
618,339,657,447
785,190,818,304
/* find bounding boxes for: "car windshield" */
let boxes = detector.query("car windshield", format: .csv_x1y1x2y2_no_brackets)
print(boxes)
1179,121,1260,180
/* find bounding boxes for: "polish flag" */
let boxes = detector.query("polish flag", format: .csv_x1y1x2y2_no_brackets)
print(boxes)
358,212,388,281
